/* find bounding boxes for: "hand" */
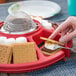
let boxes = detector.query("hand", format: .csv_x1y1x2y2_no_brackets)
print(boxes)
49,16,76,43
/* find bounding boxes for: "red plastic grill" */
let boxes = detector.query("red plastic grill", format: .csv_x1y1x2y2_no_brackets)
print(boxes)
0,20,72,73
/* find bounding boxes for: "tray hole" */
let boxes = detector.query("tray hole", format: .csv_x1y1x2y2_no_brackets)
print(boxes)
38,41,45,48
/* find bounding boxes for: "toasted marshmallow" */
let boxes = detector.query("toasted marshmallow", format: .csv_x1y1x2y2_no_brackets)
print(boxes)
45,43,60,50
0,36,7,44
16,37,27,43
4,38,16,45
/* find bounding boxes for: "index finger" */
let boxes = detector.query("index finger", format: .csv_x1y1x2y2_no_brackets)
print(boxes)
49,19,71,39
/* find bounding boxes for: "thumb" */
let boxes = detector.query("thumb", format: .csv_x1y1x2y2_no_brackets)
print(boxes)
59,30,76,43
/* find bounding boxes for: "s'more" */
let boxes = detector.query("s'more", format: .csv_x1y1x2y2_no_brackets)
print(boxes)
40,37,63,55
41,41,61,55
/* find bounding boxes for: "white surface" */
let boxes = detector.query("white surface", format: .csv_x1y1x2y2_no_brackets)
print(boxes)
0,36,27,45
8,1,61,18
41,20,52,29
4,38,16,45
0,37,7,44
16,37,27,43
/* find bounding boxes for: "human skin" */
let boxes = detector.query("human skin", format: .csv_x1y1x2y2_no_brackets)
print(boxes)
49,16,76,43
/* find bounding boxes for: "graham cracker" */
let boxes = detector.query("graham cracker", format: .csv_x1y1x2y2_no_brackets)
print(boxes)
12,42,37,64
40,37,64,46
41,47,61,55
0,44,12,64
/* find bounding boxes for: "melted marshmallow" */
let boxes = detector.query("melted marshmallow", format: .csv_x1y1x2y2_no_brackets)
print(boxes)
45,43,60,50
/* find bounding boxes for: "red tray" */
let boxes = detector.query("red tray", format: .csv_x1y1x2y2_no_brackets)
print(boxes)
0,20,72,73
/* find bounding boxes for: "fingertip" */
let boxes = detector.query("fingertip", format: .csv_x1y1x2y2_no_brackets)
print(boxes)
59,37,67,44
